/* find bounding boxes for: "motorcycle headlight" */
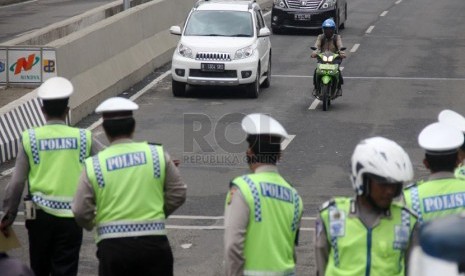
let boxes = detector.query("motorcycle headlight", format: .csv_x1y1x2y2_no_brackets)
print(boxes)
322,56,328,62
235,46,255,60
178,44,193,59
320,0,336,9
328,56,334,62
273,0,287,8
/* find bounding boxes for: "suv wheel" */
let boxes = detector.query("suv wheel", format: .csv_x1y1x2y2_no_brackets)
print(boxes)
261,55,271,88
245,65,260,98
172,79,186,97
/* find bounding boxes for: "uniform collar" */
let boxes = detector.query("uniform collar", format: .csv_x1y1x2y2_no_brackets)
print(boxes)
254,164,279,174
428,171,455,181
110,138,133,146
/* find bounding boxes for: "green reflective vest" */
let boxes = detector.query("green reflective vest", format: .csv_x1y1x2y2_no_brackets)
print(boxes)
320,198,417,276
403,177,465,223
229,171,303,276
85,142,166,243
22,124,92,217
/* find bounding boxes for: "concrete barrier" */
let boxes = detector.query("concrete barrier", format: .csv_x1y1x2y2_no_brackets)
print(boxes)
0,0,272,163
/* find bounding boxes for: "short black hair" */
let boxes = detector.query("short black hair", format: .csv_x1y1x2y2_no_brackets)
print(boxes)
425,152,458,172
42,99,68,118
103,118,135,138
246,134,281,164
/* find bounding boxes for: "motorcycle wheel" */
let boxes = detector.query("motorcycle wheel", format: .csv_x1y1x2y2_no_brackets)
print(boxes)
321,84,330,111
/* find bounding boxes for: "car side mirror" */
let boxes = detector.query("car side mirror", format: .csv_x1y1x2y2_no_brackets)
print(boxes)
170,26,182,36
258,27,271,37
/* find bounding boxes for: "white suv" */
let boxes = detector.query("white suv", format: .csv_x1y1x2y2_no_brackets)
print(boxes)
170,0,272,98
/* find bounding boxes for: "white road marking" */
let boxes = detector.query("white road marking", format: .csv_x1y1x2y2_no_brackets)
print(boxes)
88,70,171,131
181,243,192,249
366,25,375,34
380,11,388,16
273,74,311,78
395,0,402,4
271,75,465,81
281,135,296,150
308,99,321,110
264,10,271,17
350,43,360,52
0,0,37,9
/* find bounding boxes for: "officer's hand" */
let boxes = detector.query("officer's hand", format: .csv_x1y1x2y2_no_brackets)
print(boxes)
311,52,317,58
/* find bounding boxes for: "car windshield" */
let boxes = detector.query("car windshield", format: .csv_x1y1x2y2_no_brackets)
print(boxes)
184,10,254,37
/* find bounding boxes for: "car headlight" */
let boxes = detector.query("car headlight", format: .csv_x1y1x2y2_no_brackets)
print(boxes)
273,0,287,8
178,44,193,59
320,0,336,9
234,46,255,60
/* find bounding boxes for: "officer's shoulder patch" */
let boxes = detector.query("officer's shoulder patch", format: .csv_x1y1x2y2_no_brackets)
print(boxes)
319,199,335,212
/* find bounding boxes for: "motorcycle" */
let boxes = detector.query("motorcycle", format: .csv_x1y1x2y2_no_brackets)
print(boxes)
310,46,346,111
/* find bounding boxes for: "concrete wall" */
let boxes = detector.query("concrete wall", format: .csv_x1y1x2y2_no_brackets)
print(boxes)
0,0,272,163
50,0,196,124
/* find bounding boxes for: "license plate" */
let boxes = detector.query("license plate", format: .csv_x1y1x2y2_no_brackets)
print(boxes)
294,13,311,21
318,64,338,70
201,63,225,72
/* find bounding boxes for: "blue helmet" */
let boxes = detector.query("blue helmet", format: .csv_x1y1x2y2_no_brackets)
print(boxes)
322,18,336,29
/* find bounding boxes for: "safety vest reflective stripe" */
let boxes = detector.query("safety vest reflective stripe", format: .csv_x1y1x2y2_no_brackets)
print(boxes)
244,269,296,276
410,186,423,223
92,155,105,188
96,220,166,241
32,194,71,211
28,129,40,164
242,175,262,222
78,129,87,163
291,191,300,231
149,145,161,178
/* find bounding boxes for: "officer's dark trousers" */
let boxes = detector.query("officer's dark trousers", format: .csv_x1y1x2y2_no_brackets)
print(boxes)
25,210,83,276
97,236,174,276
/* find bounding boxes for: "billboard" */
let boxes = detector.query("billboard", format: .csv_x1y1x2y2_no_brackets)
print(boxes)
0,47,57,85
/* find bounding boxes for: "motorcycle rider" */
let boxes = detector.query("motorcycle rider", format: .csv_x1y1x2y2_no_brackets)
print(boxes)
311,18,346,97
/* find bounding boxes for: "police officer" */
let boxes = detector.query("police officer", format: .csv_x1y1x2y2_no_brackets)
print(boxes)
409,212,465,276
438,109,465,179
403,122,465,223
0,77,103,276
224,113,303,276
315,137,418,276
72,97,186,276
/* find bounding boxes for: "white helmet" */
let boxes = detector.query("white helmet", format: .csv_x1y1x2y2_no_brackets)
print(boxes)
350,137,414,195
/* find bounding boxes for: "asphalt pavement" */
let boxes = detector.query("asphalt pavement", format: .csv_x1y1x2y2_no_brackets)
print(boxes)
2,0,465,274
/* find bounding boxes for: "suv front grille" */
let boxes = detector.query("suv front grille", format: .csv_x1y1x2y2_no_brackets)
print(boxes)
189,69,237,78
196,52,231,61
286,0,322,10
